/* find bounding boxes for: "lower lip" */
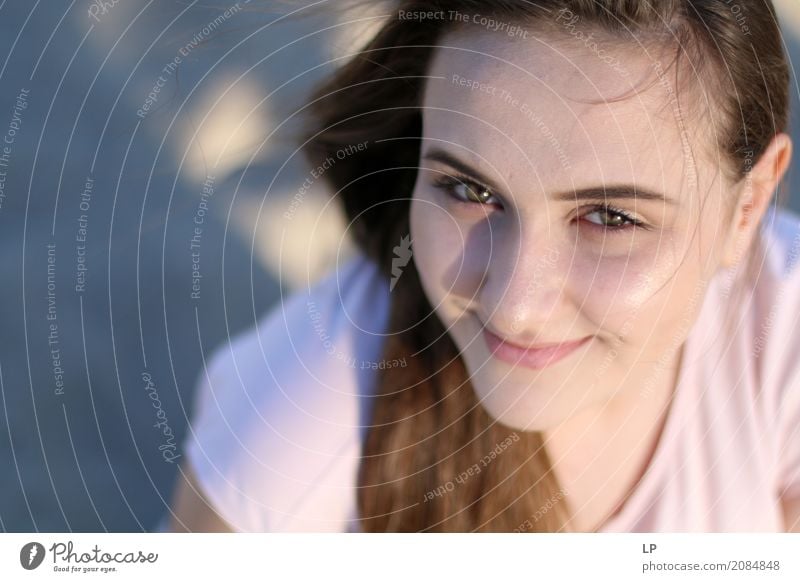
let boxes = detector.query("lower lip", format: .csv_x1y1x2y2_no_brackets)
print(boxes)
483,330,591,369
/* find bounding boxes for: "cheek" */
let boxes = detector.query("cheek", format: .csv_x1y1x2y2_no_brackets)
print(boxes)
571,250,665,314
571,240,700,344
409,194,471,299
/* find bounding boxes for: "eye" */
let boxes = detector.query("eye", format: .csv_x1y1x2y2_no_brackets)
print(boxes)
579,204,647,231
432,174,502,207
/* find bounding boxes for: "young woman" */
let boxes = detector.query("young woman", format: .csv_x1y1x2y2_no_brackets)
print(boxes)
169,0,800,532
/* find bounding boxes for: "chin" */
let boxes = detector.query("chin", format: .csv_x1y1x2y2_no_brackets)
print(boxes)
468,370,574,432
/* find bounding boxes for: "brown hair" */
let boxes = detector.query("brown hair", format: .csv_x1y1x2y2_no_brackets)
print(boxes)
300,0,789,532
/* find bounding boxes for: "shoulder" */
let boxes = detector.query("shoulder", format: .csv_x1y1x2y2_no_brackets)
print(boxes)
183,253,390,531
753,207,800,502
760,206,800,278
203,253,390,405
754,207,800,384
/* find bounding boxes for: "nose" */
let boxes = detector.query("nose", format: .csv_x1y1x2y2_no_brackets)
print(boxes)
476,227,571,341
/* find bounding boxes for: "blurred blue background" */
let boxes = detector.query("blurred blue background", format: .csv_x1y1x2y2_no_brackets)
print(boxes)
0,0,798,531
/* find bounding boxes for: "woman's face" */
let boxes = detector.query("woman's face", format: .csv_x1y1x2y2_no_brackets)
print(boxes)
409,25,742,431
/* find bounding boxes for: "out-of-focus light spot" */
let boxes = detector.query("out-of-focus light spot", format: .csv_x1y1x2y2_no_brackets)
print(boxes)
177,76,272,184
231,189,355,289
776,0,800,40
323,2,391,62
80,0,135,43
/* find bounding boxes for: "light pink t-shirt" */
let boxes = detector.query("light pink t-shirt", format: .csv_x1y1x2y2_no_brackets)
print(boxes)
184,207,800,532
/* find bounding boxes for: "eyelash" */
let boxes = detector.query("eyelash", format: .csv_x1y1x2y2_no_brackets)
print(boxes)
430,174,649,232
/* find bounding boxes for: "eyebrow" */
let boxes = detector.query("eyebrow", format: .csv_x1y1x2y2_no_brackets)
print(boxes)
421,148,676,206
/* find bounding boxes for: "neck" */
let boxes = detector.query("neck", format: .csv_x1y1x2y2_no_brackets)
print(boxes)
542,343,685,532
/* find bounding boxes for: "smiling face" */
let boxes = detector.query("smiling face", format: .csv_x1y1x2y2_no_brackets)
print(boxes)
409,24,744,431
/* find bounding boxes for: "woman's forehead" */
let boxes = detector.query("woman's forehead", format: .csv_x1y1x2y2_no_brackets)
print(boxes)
421,29,717,194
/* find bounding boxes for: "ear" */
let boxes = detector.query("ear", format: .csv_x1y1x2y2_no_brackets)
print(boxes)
720,133,793,269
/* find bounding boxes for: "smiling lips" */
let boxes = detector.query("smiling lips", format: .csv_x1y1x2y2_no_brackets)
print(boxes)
483,328,592,369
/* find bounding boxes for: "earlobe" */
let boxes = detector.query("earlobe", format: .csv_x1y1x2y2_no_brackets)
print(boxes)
719,133,793,270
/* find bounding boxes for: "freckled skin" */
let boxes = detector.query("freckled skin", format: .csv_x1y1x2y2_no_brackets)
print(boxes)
409,27,734,432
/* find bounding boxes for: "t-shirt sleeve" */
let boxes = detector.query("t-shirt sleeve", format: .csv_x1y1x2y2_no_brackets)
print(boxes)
182,254,390,531
760,209,800,501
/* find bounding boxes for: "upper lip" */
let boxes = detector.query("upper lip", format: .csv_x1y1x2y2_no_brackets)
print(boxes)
482,327,591,350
